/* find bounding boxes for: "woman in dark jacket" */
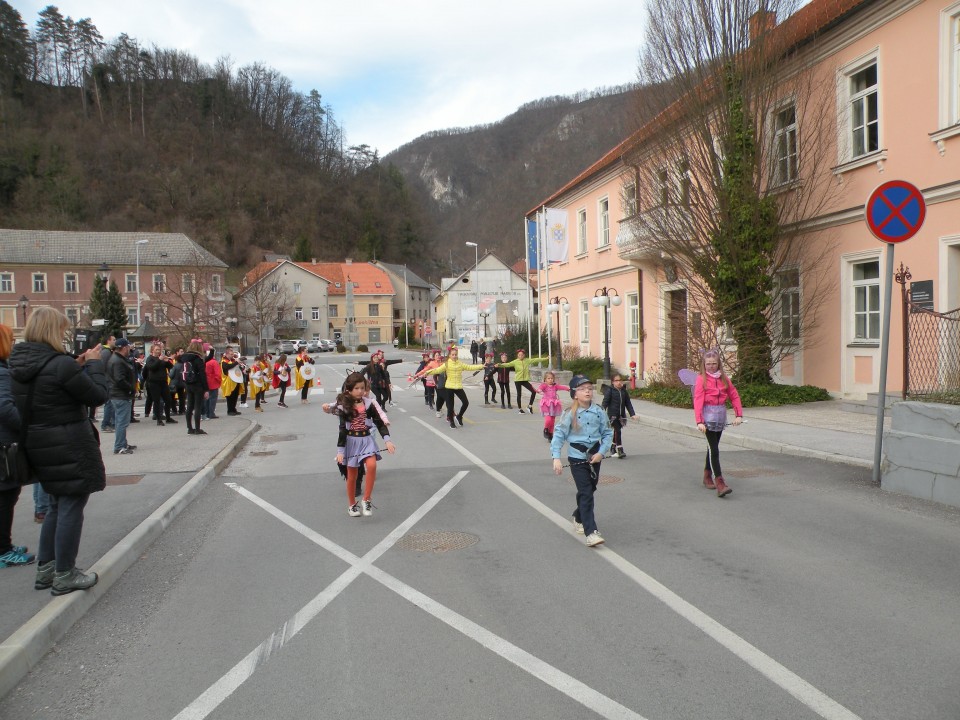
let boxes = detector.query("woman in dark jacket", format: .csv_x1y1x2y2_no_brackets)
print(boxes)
179,340,209,435
0,323,34,567
8,308,109,595
143,343,176,426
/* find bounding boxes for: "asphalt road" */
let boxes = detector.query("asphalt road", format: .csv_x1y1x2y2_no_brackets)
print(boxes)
2,354,959,720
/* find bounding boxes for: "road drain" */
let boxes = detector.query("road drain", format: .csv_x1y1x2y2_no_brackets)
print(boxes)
395,531,479,552
106,474,143,486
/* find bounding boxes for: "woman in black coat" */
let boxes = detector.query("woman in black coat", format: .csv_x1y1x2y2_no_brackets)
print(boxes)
0,323,33,567
8,308,109,595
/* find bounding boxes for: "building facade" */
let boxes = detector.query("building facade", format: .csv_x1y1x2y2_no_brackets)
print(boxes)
374,261,434,340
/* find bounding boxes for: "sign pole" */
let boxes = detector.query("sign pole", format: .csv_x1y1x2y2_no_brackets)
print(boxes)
872,242,895,485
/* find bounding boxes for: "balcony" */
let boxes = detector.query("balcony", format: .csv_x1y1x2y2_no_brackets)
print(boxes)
616,206,693,262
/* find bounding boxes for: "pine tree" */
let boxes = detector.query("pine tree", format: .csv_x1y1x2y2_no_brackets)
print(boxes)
104,280,128,337
88,275,107,321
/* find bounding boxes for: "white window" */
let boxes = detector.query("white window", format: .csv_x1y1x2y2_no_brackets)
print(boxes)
126,273,138,293
773,103,798,185
577,209,587,254
270,281,279,294
657,168,670,206
329,305,338,318
579,300,590,343
211,275,221,294
598,198,610,248
32,273,46,292
627,293,640,342
623,183,637,217
154,305,166,323
311,306,320,320
0,273,12,293
276,308,284,322
295,307,303,320
776,268,801,341
677,160,691,206
938,3,960,129
182,273,195,293
127,308,139,327
849,61,879,159
853,260,881,341
369,304,379,317
153,273,165,292
65,307,79,326
561,309,570,343
183,307,192,324
293,282,301,294
64,273,78,293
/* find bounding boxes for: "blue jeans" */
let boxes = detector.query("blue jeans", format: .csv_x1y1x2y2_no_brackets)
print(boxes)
33,483,51,515
570,458,601,537
111,398,132,452
205,389,219,418
100,399,115,430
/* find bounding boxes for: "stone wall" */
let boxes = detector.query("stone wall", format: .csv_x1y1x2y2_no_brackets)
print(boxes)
882,402,960,507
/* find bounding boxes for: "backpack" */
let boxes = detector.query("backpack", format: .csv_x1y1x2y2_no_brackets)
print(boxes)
182,358,198,385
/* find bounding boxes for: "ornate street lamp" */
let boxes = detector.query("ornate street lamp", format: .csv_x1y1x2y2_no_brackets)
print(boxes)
134,239,149,328
592,287,621,379
96,262,111,281
18,295,29,328
479,311,490,337
545,296,571,370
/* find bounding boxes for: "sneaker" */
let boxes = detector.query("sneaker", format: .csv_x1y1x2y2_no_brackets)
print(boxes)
617,448,626,459
518,408,525,414
239,403,248,408
115,447,135,455
51,566,99,595
456,415,464,427
194,429,208,435
125,444,137,451
543,428,551,440
100,426,115,433
436,411,442,418
0,548,36,566
187,428,196,435
255,406,264,413
35,561,54,590
165,417,178,424
348,503,362,517
227,411,242,416
277,403,288,408
573,519,584,535
585,532,605,547
361,500,373,517
528,405,534,414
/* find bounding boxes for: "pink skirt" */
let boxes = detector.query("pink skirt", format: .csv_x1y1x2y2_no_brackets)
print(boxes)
540,397,563,417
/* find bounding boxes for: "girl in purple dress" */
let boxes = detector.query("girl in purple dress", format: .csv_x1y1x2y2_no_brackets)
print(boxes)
537,371,570,441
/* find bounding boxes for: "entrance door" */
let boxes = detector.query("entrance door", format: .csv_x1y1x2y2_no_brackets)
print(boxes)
667,289,688,376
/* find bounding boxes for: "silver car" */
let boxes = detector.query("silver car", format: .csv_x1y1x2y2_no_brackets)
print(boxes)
305,340,320,353
276,339,297,354
318,339,336,352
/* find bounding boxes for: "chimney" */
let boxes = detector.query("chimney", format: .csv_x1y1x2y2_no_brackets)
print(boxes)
749,8,776,42
311,258,317,264
345,258,353,264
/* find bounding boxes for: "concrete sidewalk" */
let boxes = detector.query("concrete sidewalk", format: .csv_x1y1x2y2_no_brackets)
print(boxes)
0,399,258,698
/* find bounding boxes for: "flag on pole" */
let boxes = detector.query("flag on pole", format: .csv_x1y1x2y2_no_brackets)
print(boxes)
526,218,538,270
544,207,569,264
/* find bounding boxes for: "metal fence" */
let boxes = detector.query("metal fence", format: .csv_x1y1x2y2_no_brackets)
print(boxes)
898,265,960,404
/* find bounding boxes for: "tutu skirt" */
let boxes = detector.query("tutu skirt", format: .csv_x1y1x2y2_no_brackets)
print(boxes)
343,434,382,467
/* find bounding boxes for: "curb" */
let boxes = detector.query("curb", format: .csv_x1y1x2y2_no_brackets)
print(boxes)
0,421,259,699
632,414,871,469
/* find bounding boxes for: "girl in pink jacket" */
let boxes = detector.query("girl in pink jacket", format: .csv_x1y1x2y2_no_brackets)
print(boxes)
693,349,743,497
537,371,570,441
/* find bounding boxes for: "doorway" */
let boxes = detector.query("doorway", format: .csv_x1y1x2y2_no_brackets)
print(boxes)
666,289,688,376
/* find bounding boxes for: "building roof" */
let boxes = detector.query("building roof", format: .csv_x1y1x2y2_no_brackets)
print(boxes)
0,229,228,268
376,261,432,289
241,259,395,296
527,0,873,214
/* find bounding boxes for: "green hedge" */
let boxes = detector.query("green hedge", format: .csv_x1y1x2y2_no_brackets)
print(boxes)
631,381,831,408
562,356,621,382
356,344,369,353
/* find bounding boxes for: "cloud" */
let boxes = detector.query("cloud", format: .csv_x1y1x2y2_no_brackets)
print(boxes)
11,0,647,153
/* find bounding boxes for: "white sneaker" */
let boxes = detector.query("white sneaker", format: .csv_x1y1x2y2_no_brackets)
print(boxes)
573,519,584,535
239,403,248,408
361,500,373,517
585,531,605,547
348,503,361,517
436,411,442,418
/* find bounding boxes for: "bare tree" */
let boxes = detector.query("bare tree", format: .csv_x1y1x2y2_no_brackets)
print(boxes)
626,0,842,382
152,246,228,346
234,264,292,353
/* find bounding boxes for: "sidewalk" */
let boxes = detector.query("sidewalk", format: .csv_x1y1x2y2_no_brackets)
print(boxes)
630,398,887,468
0,398,258,698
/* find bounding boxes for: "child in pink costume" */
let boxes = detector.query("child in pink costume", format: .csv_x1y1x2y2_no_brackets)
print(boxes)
537,371,570,441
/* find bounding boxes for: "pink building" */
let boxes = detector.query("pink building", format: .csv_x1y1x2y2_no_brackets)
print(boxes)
529,0,960,398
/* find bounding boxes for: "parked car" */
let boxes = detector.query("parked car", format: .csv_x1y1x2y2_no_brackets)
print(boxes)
305,340,320,353
318,339,336,352
275,339,297,354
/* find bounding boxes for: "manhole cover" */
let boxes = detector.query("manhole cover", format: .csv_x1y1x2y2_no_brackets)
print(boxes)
395,531,479,552
250,450,277,457
106,474,143,486
260,434,299,443
598,475,624,485
731,468,784,478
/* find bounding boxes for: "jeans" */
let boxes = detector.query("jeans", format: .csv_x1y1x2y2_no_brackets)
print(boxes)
38,493,90,571
571,458,601,537
112,398,132,452
100,399,115,430
33,483,51,514
205,389,219,418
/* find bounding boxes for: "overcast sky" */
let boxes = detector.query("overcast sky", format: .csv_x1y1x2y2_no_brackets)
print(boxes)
11,0,649,155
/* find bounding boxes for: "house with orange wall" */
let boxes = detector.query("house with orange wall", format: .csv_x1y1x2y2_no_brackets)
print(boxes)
528,0,960,397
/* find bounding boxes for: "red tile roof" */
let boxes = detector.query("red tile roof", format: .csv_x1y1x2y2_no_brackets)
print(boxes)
241,260,394,296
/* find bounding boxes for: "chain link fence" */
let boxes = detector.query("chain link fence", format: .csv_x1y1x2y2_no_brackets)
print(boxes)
900,269,960,404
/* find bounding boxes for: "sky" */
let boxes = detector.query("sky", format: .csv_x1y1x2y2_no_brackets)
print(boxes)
11,0,649,155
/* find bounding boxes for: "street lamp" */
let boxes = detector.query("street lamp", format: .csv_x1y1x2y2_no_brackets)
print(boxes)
545,296,571,370
447,316,456,345
592,287,621,379
18,295,29,328
134,239,149,328
97,262,111,281
465,241,480,340
479,311,490,337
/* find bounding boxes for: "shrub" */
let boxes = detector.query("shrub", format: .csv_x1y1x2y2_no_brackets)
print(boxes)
336,345,347,353
631,380,831,408
357,344,369,353
563,355,621,383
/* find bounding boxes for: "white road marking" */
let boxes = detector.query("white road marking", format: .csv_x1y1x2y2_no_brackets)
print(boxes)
410,416,862,720
174,474,645,720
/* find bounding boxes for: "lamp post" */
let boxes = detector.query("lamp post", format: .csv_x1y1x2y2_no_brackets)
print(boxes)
97,262,111,281
465,241,480,340
592,287,621,379
479,311,490,337
134,239,149,328
545,296,571,370
447,316,456,346
18,295,29,329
